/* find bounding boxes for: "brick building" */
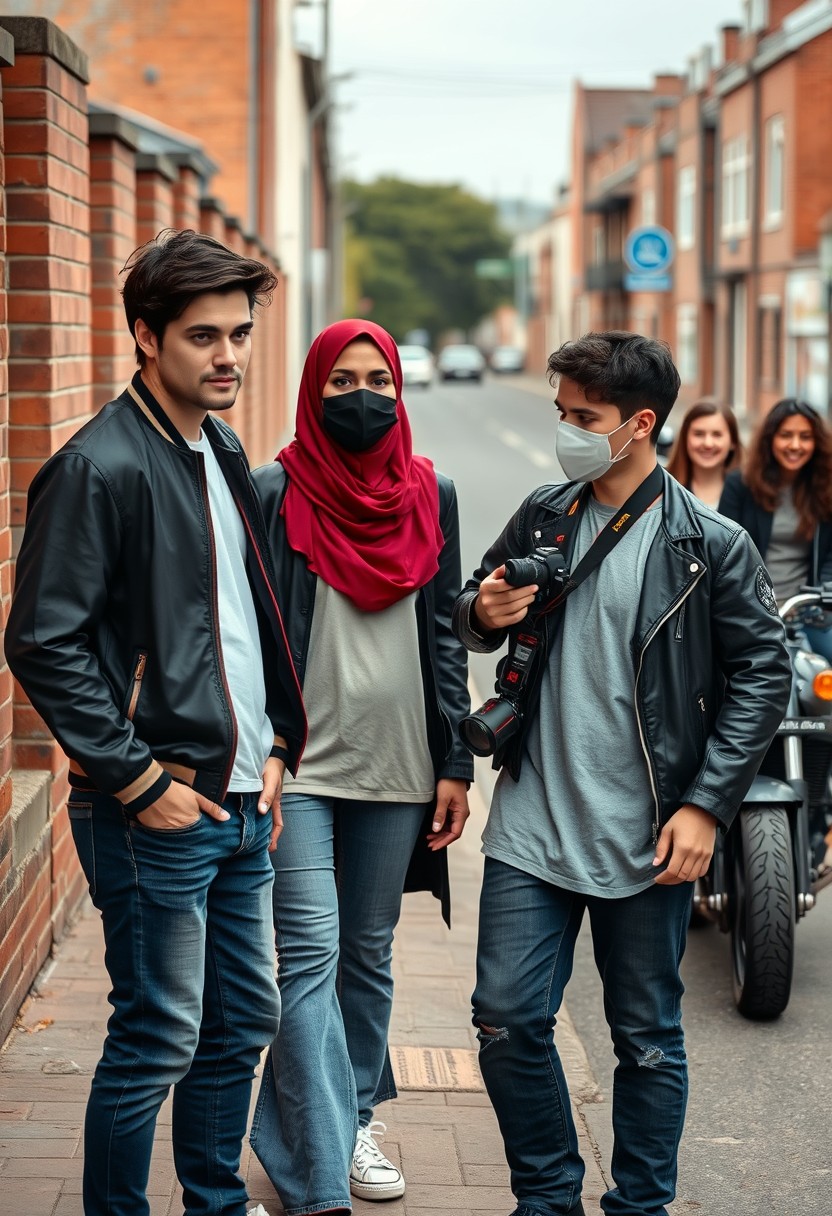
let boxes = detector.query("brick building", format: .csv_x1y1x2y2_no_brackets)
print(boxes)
0,16,303,1045
522,0,832,424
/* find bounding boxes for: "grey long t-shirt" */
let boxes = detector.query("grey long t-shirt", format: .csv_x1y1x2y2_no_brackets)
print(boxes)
484,495,663,898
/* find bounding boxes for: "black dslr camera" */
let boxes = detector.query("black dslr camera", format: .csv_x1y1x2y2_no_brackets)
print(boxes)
504,545,569,605
459,545,569,758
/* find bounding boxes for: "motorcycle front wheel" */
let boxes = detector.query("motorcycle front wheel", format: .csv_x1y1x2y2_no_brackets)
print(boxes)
731,805,795,1020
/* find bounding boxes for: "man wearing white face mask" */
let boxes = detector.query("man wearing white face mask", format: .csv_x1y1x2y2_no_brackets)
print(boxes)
452,332,791,1216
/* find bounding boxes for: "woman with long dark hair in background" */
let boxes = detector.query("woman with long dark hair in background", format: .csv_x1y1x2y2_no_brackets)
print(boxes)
719,397,832,657
666,399,742,507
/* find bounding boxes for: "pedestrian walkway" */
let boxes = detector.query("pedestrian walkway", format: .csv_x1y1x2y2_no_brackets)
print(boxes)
0,776,610,1215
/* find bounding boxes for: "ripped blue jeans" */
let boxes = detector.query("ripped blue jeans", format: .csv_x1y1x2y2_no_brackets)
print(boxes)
473,858,693,1216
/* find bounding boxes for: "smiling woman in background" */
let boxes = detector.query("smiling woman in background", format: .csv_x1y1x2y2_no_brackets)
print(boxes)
718,397,832,658
665,399,742,507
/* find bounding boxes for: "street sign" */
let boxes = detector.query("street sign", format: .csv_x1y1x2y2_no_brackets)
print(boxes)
475,258,513,279
623,226,674,292
625,273,672,293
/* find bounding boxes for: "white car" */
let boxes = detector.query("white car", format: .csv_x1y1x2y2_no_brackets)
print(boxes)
398,344,434,389
437,344,486,383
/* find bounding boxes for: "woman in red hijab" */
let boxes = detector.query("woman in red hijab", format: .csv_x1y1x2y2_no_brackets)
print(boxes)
250,320,472,1213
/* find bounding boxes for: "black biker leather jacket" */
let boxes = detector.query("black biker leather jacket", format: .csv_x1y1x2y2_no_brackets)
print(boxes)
452,468,792,834
253,461,474,786
6,374,307,810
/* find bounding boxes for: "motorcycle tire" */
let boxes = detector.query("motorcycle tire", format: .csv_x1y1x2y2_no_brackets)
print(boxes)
731,805,795,1020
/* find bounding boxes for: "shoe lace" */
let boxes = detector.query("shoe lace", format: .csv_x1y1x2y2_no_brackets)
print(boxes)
355,1120,391,1168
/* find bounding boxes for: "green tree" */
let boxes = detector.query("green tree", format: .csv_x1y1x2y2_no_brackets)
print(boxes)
342,177,511,343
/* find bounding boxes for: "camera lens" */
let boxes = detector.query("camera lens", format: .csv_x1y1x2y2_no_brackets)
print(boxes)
504,556,541,587
459,715,498,757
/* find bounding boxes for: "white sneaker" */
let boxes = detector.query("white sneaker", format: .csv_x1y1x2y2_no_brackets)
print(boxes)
349,1121,406,1201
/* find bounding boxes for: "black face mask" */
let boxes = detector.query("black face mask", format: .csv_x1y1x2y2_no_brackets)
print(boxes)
321,389,399,453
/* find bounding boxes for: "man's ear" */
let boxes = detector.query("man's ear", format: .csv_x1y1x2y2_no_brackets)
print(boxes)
134,318,159,364
635,409,658,442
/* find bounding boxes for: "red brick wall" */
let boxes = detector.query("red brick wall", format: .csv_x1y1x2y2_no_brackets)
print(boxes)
135,154,175,245
89,114,138,408
0,42,14,987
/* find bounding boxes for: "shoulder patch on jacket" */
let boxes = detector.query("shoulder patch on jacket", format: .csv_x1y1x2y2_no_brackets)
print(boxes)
755,565,778,616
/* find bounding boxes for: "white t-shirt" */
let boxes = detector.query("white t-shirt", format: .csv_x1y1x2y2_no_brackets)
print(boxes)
188,431,272,791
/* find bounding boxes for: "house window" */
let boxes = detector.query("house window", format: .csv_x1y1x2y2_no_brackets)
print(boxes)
676,166,696,252
642,189,656,226
722,136,751,238
677,304,699,385
758,298,783,388
764,115,785,228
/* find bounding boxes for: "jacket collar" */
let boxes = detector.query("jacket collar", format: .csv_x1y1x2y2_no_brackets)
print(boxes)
542,465,704,543
127,371,238,453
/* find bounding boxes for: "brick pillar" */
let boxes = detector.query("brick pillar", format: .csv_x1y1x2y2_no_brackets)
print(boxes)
172,155,202,230
199,195,226,241
88,112,138,410
0,15,91,1043
0,27,16,1021
135,151,176,244
244,233,266,467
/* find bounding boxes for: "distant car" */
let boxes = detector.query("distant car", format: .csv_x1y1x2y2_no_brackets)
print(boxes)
437,344,486,383
490,345,525,374
398,344,434,389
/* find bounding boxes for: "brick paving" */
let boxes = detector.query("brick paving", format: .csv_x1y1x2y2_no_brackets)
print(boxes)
0,777,609,1215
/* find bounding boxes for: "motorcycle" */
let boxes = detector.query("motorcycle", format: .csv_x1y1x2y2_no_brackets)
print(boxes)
693,586,832,1020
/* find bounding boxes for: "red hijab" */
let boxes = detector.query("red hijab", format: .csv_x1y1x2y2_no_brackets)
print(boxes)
278,319,443,612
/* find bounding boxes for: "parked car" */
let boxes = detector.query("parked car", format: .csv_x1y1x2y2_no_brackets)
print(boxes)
490,345,525,374
398,344,434,389
437,344,486,383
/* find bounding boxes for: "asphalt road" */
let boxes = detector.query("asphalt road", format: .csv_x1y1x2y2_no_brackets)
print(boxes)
407,374,832,1216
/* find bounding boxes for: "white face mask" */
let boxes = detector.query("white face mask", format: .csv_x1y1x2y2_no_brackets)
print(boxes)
555,416,637,483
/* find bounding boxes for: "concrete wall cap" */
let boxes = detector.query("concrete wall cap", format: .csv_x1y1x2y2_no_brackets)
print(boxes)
135,152,179,182
0,17,89,83
0,27,14,68
200,196,226,216
88,111,140,152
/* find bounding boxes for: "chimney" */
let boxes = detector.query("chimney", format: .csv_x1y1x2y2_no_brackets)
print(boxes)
653,73,684,98
721,24,741,64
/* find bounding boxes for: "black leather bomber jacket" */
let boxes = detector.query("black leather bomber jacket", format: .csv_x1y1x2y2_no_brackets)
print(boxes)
452,468,792,835
6,375,307,811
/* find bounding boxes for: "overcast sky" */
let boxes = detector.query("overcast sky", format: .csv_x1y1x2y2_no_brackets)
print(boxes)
301,0,745,206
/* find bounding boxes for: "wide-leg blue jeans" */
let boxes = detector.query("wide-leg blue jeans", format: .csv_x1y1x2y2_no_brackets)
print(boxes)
249,794,426,1216
69,789,280,1216
473,857,693,1216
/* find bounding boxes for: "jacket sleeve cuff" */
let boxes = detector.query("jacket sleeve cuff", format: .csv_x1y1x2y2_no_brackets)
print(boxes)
118,762,172,816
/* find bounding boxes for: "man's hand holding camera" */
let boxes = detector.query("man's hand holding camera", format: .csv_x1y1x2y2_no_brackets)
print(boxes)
474,564,539,632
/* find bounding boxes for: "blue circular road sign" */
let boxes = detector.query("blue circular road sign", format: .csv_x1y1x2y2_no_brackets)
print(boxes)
624,226,675,275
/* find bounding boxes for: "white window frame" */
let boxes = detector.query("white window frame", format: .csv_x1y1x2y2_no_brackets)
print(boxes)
677,304,699,385
722,136,751,238
676,166,696,252
764,114,785,229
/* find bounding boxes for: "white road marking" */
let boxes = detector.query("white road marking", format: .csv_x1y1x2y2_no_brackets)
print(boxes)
485,419,555,469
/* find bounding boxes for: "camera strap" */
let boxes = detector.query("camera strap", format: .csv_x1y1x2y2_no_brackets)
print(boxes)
495,464,664,702
538,462,665,616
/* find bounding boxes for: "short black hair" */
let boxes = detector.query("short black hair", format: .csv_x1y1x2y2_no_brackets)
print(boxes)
121,228,278,366
548,331,681,443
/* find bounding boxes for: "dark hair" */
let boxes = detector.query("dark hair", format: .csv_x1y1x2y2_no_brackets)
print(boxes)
665,399,743,486
547,330,681,443
121,228,278,366
744,398,832,539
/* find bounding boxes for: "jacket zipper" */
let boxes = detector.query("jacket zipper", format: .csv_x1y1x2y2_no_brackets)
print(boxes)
634,569,706,843
126,651,148,721
196,456,238,798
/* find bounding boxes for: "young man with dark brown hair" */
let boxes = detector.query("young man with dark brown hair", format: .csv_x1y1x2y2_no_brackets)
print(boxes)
6,229,305,1216
453,332,791,1216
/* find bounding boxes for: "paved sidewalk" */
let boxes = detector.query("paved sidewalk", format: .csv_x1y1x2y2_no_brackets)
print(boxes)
0,775,609,1215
